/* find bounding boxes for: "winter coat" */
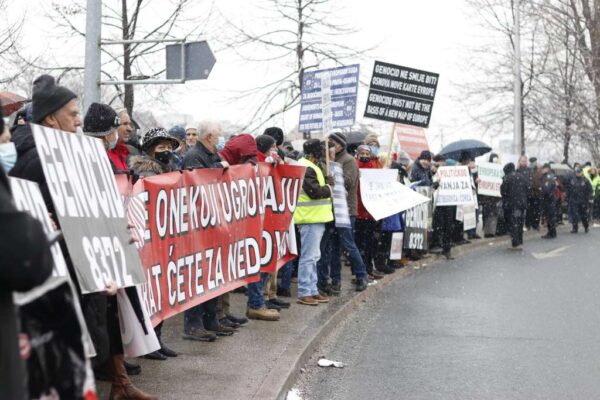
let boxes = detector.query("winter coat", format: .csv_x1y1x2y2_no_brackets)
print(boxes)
129,155,173,177
335,150,359,216
516,166,535,198
219,134,257,165
356,158,380,221
409,160,433,187
541,172,557,202
501,171,529,211
567,175,593,205
183,141,225,169
0,166,53,400
300,159,332,200
107,143,131,172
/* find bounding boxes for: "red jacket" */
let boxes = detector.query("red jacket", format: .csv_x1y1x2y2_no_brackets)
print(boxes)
107,143,130,172
356,158,382,221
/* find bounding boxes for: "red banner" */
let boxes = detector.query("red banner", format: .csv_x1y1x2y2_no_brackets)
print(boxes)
117,164,304,325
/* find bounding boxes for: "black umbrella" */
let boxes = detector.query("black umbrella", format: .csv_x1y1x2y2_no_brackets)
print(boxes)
345,131,366,145
438,139,492,161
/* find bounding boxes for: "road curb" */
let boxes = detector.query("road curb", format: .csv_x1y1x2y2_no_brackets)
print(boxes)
253,227,562,400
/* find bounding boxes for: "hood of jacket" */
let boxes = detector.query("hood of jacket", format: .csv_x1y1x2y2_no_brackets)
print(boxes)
219,134,257,165
11,124,36,157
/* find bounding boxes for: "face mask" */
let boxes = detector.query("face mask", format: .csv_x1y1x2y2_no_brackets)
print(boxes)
216,136,226,151
0,142,17,173
359,156,370,164
155,151,173,165
369,146,379,156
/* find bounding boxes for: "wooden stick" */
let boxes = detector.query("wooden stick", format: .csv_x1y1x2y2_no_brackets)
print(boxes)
385,122,396,168
325,137,330,175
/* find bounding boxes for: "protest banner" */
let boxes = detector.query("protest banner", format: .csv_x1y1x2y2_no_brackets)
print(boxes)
359,169,430,221
118,164,304,324
436,166,475,206
461,203,477,231
403,186,432,251
31,124,145,294
395,123,430,160
364,61,439,128
15,277,96,399
477,162,504,197
9,177,68,278
299,64,360,133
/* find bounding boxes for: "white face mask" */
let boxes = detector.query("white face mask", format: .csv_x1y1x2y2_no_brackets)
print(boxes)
0,142,17,173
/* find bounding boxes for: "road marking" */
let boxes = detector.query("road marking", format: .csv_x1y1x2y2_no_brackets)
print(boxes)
531,246,570,260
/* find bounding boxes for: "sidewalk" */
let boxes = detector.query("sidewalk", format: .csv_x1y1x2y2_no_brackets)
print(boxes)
96,229,548,399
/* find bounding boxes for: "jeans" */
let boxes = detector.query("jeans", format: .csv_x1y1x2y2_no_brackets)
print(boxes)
279,260,294,290
318,217,367,284
298,223,326,298
247,273,269,309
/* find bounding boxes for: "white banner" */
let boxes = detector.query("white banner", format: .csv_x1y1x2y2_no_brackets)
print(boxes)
436,166,475,206
477,162,504,197
359,169,430,221
390,232,404,260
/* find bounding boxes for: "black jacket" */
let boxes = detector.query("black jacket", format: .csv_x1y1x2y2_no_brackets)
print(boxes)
501,171,529,210
410,160,433,187
568,175,592,205
301,158,331,200
541,173,557,201
0,167,53,400
183,142,224,169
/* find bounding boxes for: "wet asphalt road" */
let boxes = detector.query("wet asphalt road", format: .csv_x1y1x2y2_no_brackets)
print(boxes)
298,228,600,400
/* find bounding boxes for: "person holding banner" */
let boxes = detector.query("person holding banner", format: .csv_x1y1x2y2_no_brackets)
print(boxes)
294,139,335,306
501,163,529,250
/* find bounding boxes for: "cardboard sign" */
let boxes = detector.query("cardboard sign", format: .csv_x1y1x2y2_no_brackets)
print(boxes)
299,64,360,133
359,169,430,221
477,162,504,197
390,232,404,260
31,124,145,294
364,61,439,128
436,166,475,206
9,177,68,278
395,123,430,160
403,186,432,251
118,164,304,325
461,204,477,230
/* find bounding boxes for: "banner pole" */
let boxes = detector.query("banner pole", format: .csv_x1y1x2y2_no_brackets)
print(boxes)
325,137,330,176
385,122,396,168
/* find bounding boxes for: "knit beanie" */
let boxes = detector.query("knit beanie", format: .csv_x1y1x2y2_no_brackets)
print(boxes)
168,125,186,141
255,134,276,154
329,130,347,148
83,103,119,137
31,75,77,124
263,127,284,146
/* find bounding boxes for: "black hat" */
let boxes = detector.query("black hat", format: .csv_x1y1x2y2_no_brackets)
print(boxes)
503,162,515,175
169,125,186,141
83,103,119,137
303,139,323,157
529,157,538,163
31,75,77,124
256,134,276,154
329,130,347,148
418,150,433,161
263,127,284,146
142,127,180,152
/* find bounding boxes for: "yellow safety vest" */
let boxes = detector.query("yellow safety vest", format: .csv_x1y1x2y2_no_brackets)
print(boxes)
293,158,334,224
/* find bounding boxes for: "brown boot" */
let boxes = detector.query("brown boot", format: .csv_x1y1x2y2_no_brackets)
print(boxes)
109,354,158,400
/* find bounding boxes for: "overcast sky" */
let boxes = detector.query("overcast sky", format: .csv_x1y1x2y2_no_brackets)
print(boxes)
11,0,502,152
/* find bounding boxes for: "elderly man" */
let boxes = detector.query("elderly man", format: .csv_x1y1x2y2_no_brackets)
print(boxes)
106,109,136,171
183,120,229,169
185,126,199,148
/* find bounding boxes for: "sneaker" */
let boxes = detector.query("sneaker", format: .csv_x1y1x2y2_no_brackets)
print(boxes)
297,296,319,306
246,307,280,321
330,282,341,295
312,294,329,303
355,278,367,292
277,288,292,298
182,327,217,342
226,313,248,326
269,298,290,309
206,323,235,337
219,317,240,329
265,300,282,311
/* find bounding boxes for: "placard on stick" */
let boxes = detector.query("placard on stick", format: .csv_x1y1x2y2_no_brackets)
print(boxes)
364,61,439,128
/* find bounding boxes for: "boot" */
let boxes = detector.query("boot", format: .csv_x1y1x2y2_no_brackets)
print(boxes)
109,354,157,400
571,224,578,234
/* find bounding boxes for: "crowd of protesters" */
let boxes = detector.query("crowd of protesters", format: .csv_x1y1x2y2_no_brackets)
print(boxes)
1,75,599,399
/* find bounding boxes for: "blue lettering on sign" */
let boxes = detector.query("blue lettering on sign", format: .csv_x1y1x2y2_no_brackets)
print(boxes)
299,64,360,132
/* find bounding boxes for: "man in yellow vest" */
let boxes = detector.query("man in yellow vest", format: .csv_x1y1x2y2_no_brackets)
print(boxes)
294,139,335,306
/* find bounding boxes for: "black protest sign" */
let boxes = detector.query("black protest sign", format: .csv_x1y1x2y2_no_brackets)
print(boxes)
403,187,432,250
9,177,69,278
364,61,439,128
32,124,145,294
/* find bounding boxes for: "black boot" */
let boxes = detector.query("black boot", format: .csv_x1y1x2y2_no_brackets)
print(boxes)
571,224,578,234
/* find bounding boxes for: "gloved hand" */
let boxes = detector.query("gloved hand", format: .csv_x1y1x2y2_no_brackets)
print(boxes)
325,175,335,186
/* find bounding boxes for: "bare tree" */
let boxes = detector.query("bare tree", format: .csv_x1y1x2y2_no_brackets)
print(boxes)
218,0,371,130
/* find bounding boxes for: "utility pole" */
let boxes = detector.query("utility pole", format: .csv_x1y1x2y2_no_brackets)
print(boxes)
83,0,102,114
513,0,522,155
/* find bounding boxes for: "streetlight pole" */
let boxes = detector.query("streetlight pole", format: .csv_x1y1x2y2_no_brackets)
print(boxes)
513,0,522,155
83,0,102,114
